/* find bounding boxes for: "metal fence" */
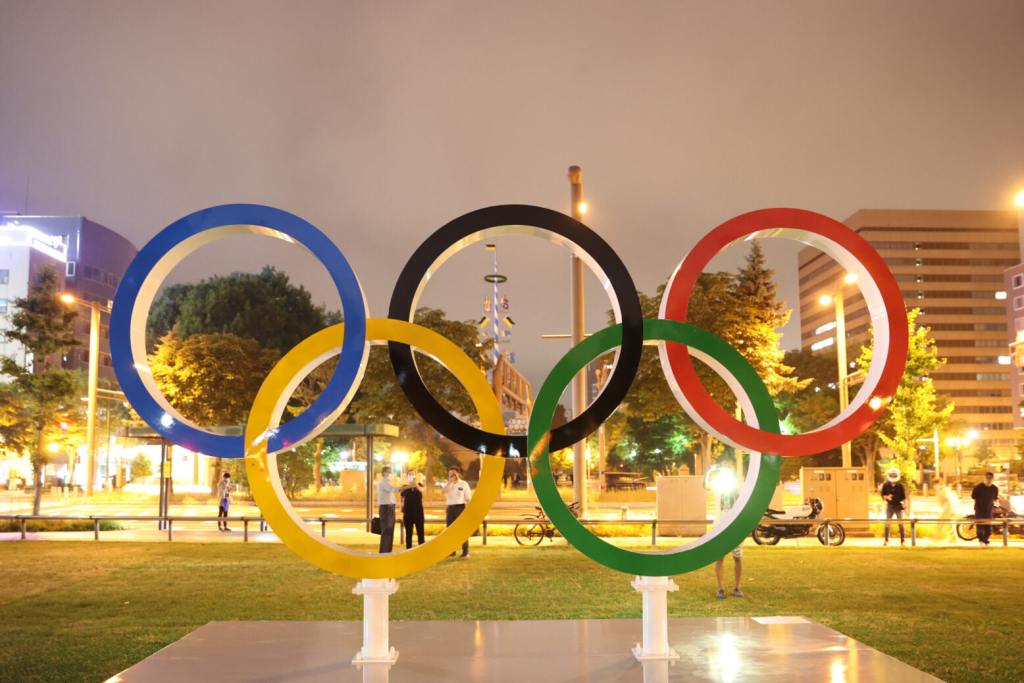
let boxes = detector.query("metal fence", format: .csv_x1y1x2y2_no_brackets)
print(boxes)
0,514,1018,547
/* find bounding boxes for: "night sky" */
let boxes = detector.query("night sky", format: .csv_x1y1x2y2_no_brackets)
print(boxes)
2,1,1023,390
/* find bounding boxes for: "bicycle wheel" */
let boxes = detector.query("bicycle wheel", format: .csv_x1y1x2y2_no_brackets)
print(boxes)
514,522,546,546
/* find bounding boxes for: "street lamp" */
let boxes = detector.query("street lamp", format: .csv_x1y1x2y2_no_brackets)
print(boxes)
818,272,858,467
568,165,588,518
944,429,978,496
59,293,112,496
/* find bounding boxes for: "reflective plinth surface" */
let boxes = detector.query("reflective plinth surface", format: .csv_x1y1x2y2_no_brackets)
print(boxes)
110,617,939,682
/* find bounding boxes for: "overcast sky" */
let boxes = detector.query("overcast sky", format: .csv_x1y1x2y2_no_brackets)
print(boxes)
2,1,1023,391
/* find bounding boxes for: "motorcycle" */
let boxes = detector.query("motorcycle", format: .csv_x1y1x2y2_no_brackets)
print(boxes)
751,497,846,546
956,501,1024,541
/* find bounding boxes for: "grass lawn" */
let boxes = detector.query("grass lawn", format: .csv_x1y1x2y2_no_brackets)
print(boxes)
0,543,1018,682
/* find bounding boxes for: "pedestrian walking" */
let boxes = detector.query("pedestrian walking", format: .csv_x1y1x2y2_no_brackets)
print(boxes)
401,470,426,549
935,481,958,543
216,472,234,531
377,466,400,553
881,467,907,546
443,466,473,558
971,472,999,546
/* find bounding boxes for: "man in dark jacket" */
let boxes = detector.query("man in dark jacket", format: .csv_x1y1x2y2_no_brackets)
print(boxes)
971,472,999,546
881,467,907,546
401,470,426,549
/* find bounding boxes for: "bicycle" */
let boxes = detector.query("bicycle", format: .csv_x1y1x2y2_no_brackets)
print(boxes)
514,502,581,546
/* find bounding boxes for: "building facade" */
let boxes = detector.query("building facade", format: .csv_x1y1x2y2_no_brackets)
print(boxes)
798,209,1020,460
0,215,137,383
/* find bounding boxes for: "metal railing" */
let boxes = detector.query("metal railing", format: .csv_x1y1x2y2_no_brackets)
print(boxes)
0,514,1017,547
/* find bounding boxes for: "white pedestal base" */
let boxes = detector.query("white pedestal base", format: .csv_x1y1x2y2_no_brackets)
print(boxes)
351,578,400,665
630,575,680,661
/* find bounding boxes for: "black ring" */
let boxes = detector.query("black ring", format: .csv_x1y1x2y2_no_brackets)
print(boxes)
483,274,508,284
387,204,643,457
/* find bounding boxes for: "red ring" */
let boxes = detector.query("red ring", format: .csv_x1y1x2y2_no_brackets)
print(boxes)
661,208,908,457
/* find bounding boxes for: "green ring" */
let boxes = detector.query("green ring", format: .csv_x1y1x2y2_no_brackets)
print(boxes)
527,319,781,576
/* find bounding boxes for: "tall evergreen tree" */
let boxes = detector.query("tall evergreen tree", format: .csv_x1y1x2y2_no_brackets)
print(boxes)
0,267,81,514
727,243,806,396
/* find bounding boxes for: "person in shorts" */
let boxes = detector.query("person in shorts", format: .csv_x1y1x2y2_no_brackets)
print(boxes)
709,465,743,599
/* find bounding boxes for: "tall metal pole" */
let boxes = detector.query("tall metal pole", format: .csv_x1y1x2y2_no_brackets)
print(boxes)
833,292,851,468
569,165,588,518
366,433,374,531
85,304,100,495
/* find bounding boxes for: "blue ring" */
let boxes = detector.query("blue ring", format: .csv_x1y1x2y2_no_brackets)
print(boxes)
110,204,368,458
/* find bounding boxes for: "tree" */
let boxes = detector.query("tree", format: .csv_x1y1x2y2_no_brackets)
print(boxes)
149,332,280,489
130,453,153,479
727,243,806,397
0,267,81,514
855,309,954,490
777,348,842,480
603,244,805,476
146,267,333,354
342,307,493,489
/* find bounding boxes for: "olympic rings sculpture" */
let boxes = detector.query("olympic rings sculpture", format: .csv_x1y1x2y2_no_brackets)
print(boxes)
111,203,908,579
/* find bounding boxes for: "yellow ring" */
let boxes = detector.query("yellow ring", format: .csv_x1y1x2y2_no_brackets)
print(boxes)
244,318,504,579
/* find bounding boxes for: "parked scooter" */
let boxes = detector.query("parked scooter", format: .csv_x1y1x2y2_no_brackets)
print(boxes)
751,498,846,546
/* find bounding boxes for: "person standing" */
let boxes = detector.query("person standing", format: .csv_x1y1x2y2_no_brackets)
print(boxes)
216,472,234,532
443,466,473,558
377,466,400,553
401,470,426,549
709,466,742,599
971,472,999,546
935,481,959,543
881,468,907,546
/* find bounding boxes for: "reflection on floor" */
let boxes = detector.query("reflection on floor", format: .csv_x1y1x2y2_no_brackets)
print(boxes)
110,616,940,682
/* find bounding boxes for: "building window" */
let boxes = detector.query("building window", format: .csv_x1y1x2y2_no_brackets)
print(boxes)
1014,274,1024,289
0,269,8,285
1015,296,1024,311
66,261,77,277
0,299,7,314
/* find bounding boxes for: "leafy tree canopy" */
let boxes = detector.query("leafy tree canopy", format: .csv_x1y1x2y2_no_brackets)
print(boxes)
147,267,333,354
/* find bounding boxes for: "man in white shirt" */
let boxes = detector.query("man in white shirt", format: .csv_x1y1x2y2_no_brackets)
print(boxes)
377,465,400,553
443,466,473,558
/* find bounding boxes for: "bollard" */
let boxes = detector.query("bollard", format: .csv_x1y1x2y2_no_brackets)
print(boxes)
651,521,657,547
321,519,327,538
244,519,249,542
167,518,173,542
482,521,487,546
1004,520,1009,547
20,517,26,540
94,518,100,541
630,576,680,661
351,579,400,664
911,520,916,547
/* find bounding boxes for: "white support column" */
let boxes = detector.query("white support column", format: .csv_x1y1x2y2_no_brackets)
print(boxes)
351,579,400,665
631,576,680,661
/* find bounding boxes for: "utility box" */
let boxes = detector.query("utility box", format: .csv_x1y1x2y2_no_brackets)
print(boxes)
800,467,870,529
656,475,707,536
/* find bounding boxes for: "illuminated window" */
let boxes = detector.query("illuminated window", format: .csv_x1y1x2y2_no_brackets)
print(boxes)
0,299,7,314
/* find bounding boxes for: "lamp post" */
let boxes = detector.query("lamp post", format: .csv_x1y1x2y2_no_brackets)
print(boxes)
568,165,589,518
60,293,111,496
944,429,978,497
818,272,858,467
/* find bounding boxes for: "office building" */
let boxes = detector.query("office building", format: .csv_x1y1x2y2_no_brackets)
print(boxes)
0,214,136,383
799,209,1019,460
